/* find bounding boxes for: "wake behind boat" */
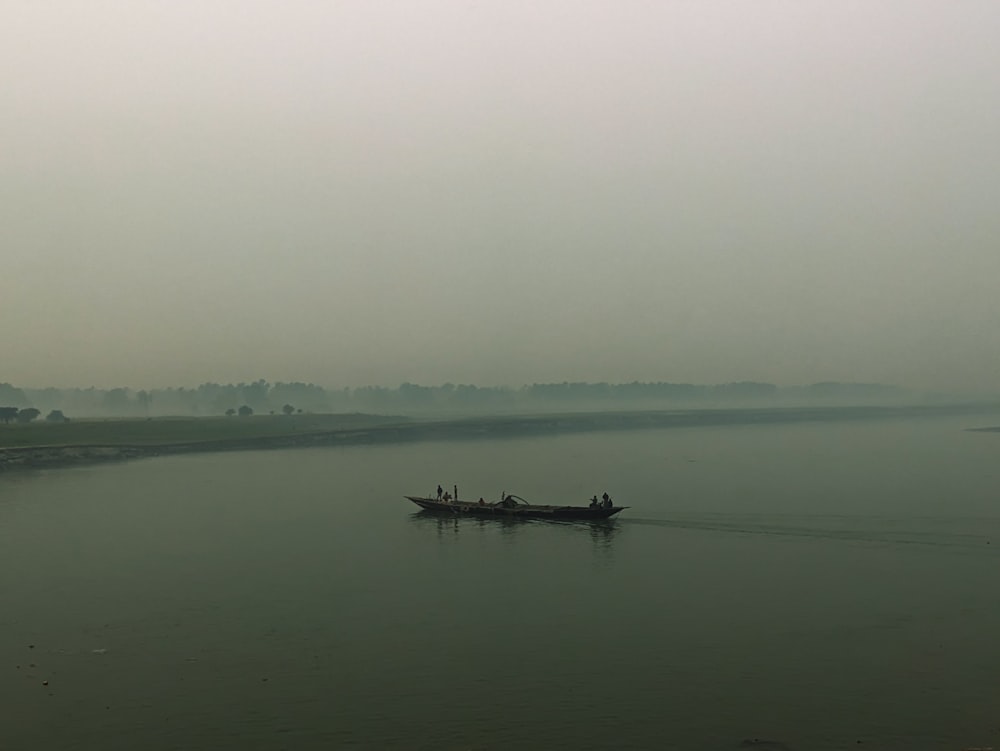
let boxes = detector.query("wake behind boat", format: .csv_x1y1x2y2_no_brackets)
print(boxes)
405,492,627,520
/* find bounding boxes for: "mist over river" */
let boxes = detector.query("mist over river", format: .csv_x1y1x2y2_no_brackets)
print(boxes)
3,411,1000,750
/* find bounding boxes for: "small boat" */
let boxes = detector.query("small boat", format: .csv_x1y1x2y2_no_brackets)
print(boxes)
404,493,627,520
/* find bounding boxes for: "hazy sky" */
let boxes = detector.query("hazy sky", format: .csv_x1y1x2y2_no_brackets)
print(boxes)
3,1,998,392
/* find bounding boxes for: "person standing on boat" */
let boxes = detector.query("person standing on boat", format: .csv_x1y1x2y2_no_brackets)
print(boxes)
437,484,443,500
602,492,612,508
454,484,458,502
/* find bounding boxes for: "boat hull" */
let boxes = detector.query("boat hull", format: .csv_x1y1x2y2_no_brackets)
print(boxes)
405,496,625,520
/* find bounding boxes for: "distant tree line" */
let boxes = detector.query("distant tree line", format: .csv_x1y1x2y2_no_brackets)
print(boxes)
0,379,913,419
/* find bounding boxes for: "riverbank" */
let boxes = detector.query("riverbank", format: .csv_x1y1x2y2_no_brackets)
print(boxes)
3,403,1000,472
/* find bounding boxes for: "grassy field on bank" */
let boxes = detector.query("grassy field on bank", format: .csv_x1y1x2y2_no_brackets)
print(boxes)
0,413,407,449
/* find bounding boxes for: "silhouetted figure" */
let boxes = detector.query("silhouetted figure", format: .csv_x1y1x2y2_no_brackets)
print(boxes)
454,485,458,501
437,485,443,500
590,495,600,508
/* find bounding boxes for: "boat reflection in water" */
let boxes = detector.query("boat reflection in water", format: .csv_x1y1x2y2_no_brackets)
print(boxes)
407,505,623,553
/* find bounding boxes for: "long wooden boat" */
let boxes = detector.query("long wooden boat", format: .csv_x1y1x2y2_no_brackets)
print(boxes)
404,494,627,520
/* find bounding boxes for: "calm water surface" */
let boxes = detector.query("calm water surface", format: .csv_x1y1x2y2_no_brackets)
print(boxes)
2,414,1000,750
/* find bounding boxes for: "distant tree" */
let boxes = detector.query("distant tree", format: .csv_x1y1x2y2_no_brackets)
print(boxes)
0,383,30,407
241,379,270,412
0,406,19,424
353,385,394,410
296,408,302,414
238,405,253,417
136,390,152,415
399,382,433,406
103,388,130,414
201,383,237,416
15,407,41,423
45,409,67,423
270,381,330,413
225,408,236,417
282,403,295,415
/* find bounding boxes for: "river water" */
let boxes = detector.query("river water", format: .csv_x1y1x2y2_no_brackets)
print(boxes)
2,412,999,750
